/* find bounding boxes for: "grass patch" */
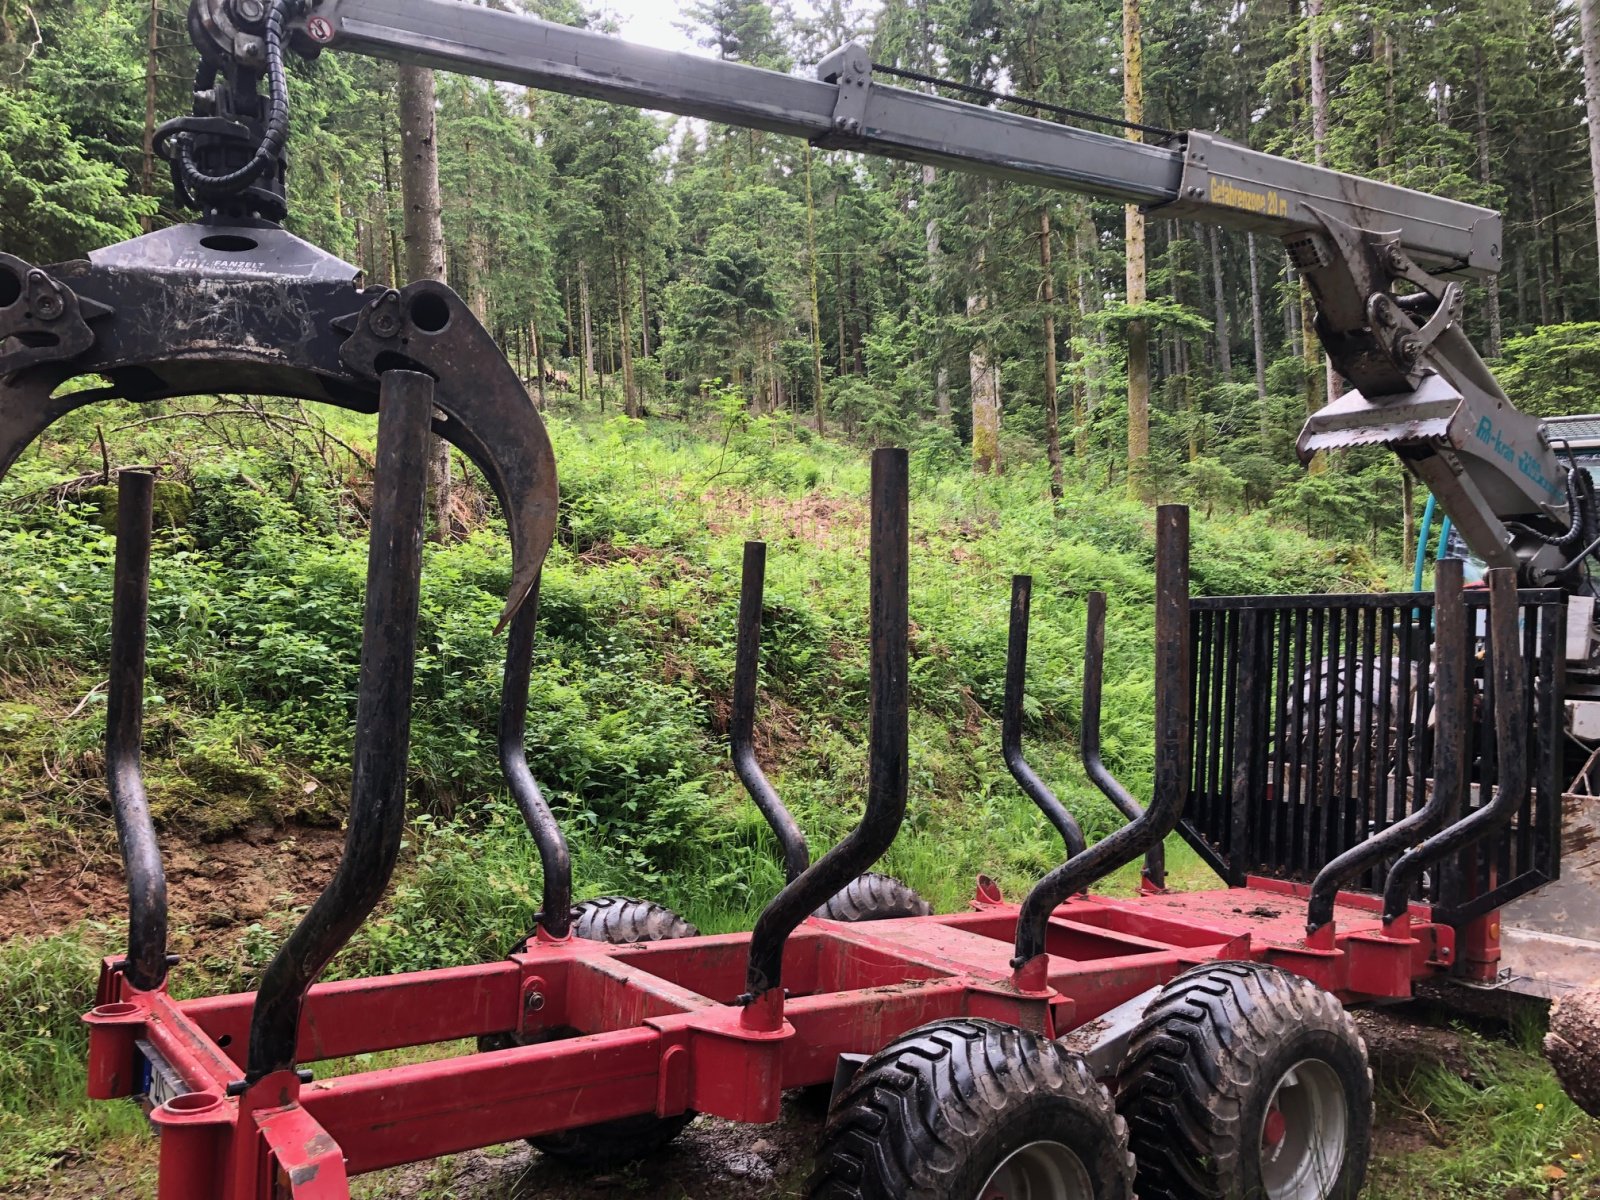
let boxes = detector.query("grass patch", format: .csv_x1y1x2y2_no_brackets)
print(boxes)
1366,1016,1600,1199
0,930,147,1190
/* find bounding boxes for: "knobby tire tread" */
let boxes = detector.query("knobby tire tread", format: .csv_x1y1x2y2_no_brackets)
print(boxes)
1114,961,1373,1200
813,872,933,922
809,1017,1134,1200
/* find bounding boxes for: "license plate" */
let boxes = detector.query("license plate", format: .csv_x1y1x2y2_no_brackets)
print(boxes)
135,1038,189,1111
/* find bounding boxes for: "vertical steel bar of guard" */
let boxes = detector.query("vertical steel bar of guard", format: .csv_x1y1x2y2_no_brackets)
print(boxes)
106,470,168,993
1228,608,1262,887
1305,561,1464,935
1380,561,1492,927
1012,505,1190,970
1003,576,1086,859
1080,590,1164,888
245,370,435,1082
499,583,572,940
731,541,810,883
742,448,909,1000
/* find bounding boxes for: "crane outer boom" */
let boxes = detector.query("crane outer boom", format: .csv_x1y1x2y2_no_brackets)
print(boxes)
300,0,1498,275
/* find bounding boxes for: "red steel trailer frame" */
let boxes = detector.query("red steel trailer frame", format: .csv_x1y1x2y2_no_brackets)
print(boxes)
84,878,1461,1200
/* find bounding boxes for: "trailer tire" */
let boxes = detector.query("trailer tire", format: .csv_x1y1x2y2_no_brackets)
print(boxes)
808,1017,1133,1200
480,897,698,1166
813,872,932,921
1115,961,1373,1200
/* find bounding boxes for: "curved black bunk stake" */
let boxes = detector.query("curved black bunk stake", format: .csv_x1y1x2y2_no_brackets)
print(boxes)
1003,575,1086,858
1304,558,1467,939
1011,505,1191,974
107,470,169,993
732,541,810,883
244,370,435,1085
1081,589,1166,890
500,578,572,941
1381,566,1527,930
743,449,909,1006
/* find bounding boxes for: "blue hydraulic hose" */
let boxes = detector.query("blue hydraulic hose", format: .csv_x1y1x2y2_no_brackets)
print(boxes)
1437,516,1454,563
1413,493,1436,592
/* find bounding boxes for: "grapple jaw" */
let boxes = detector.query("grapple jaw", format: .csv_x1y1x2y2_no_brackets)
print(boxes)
0,225,556,630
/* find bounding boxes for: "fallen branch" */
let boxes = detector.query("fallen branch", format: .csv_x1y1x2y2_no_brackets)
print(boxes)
66,680,107,721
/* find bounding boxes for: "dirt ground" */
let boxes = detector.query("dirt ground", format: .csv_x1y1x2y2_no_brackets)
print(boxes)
0,821,346,959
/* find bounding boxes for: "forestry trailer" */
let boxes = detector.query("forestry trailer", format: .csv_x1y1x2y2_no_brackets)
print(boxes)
4,1,1600,1196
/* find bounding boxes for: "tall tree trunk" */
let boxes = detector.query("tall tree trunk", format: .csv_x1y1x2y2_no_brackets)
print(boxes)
639,270,651,359
1284,259,1301,353
1531,182,1553,325
140,0,159,231
1208,225,1231,377
970,237,1000,474
1247,232,1269,418
1515,251,1529,330
532,323,547,410
1067,215,1090,458
1585,0,1600,301
1550,179,1570,322
397,64,452,545
564,273,575,358
615,252,637,417
925,164,951,424
379,134,402,288
1123,0,1150,490
1040,207,1064,500
1306,0,1339,408
1307,0,1329,161
806,144,827,434
1402,472,1416,579
1475,45,1504,356
579,260,595,396
833,191,848,376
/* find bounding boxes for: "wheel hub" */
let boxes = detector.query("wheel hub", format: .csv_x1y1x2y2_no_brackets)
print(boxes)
979,1139,1093,1200
1258,1059,1349,1200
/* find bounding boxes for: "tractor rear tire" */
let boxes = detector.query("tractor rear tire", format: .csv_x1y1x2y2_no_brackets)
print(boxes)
481,896,698,1167
808,1017,1134,1200
1114,961,1373,1200
813,872,931,921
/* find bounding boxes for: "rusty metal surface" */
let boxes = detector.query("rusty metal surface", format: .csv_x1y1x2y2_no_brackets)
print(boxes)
498,589,572,940
105,472,169,993
730,540,810,883
742,449,909,1000
1011,506,1192,967
1080,588,1164,888
0,250,555,634
245,370,435,1083
1003,575,1086,859
1385,568,1529,923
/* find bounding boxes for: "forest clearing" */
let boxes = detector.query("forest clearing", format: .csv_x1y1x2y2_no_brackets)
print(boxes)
9,0,1600,1197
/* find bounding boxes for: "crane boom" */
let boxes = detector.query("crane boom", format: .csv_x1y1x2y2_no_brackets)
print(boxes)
298,0,1499,273
173,0,1591,586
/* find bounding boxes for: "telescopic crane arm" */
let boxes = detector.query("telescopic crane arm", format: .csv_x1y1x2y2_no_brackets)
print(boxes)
175,0,1587,587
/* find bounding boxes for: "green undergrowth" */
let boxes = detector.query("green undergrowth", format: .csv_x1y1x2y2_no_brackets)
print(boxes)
1366,1015,1600,1199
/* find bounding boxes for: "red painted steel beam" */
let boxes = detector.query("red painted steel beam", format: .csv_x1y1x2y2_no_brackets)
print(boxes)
300,1026,664,1174
182,960,526,1067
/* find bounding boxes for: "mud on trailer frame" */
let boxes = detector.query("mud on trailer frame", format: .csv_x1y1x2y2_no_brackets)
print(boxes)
0,0,1595,1196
